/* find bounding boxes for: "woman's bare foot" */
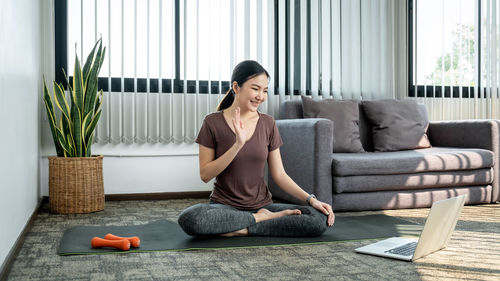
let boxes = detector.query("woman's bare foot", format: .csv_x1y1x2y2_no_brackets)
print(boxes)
253,208,301,223
219,228,249,237
218,208,301,237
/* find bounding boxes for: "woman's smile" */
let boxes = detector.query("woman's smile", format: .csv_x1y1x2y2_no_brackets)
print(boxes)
250,100,260,107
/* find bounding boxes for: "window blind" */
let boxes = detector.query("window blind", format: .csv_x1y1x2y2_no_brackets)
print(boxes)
66,0,275,144
412,0,500,120
59,0,408,146
281,0,407,102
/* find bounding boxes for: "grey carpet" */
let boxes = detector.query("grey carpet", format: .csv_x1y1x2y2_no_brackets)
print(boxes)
58,215,421,255
6,199,500,281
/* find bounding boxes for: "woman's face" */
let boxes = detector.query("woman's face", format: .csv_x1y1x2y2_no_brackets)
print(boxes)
233,73,269,112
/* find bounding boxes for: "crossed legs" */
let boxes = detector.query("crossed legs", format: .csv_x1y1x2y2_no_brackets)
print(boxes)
177,202,328,237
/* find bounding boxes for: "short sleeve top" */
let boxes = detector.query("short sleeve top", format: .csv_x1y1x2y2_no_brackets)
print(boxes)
195,111,283,209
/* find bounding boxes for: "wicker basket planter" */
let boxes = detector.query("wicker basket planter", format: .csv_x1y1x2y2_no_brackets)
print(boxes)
48,155,104,214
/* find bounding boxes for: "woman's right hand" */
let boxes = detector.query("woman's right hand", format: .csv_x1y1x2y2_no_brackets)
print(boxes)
232,107,247,147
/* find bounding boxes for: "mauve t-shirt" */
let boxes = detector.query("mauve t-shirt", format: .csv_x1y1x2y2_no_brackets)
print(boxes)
195,111,283,209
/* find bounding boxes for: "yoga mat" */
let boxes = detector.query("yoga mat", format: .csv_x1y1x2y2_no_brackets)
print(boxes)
58,214,423,255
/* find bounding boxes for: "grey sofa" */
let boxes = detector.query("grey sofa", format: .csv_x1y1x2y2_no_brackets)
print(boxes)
268,99,500,211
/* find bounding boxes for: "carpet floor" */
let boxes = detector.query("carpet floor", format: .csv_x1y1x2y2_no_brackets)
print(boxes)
6,198,500,281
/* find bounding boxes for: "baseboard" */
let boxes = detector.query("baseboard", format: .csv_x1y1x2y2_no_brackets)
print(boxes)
104,191,211,201
37,191,211,203
0,197,46,281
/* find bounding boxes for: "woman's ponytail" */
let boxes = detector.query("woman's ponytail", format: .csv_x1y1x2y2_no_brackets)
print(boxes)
216,60,270,112
216,88,235,111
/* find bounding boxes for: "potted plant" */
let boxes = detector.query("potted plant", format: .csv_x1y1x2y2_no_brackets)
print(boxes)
43,39,106,213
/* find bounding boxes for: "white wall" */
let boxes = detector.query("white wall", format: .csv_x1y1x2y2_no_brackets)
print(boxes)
0,0,42,271
39,143,213,195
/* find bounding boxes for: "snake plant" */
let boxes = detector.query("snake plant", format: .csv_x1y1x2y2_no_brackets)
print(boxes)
43,39,106,157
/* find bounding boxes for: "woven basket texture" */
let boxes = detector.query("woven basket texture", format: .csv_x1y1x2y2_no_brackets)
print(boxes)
48,155,104,214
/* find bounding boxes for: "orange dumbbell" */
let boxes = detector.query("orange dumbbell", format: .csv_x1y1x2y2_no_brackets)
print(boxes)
91,237,131,251
104,233,141,248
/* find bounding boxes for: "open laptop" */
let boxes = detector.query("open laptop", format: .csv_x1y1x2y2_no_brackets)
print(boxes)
355,195,466,261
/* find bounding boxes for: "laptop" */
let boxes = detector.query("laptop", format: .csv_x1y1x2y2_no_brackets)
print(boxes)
354,195,466,261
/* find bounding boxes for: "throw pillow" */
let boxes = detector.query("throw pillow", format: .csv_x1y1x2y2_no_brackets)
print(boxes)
301,96,365,153
361,99,431,152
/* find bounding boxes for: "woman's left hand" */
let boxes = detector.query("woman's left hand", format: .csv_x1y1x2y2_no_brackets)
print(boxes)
310,199,335,227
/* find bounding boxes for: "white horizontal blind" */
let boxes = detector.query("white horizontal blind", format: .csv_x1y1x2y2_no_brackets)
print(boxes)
67,0,275,144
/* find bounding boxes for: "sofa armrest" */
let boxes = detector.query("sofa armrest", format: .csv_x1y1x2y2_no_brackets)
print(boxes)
428,120,500,202
429,120,500,149
267,118,334,205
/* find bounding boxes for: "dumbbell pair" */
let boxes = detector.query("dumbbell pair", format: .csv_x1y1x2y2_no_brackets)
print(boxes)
91,234,141,251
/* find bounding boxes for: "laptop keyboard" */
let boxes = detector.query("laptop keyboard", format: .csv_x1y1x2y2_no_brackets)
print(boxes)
385,242,417,256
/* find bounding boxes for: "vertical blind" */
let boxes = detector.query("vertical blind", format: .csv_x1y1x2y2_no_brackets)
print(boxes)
61,0,408,145
481,0,499,119
412,0,500,121
66,0,274,144
278,0,407,102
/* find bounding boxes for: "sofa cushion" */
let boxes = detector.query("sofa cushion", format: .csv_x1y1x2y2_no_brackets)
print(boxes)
279,99,304,119
301,96,364,153
331,147,495,176
333,168,493,193
362,99,431,152
278,99,429,152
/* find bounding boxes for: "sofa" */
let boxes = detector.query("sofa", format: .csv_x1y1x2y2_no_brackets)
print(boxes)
268,98,500,211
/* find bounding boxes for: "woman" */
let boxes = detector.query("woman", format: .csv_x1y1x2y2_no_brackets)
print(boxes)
178,60,334,237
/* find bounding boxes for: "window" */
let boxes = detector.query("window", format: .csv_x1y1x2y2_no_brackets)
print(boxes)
56,0,273,94
54,0,277,144
409,0,477,98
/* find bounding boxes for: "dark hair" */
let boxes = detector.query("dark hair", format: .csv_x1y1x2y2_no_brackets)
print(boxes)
216,60,270,111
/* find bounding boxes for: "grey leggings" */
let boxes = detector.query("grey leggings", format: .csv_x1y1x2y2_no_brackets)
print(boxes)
178,202,328,237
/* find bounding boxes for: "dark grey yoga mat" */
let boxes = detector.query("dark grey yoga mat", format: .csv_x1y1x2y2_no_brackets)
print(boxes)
58,214,423,255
